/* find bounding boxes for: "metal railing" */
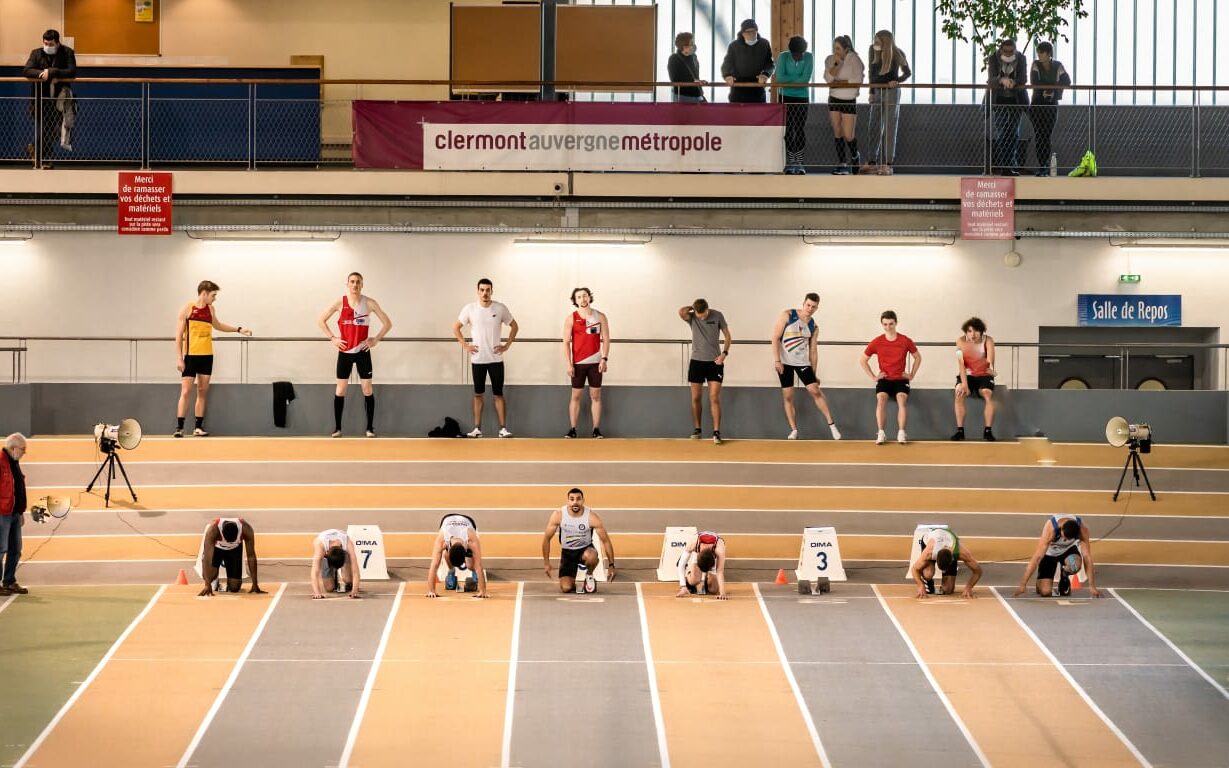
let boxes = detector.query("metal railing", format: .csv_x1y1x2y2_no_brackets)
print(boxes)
3,336,1225,392
1,80,1226,176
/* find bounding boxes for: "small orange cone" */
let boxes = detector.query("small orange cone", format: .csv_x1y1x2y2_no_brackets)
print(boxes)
175,569,189,586
775,569,788,585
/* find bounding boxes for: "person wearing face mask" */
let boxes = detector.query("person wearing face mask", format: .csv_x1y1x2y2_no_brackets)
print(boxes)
775,36,813,174
823,35,864,174
668,32,707,103
1029,41,1071,176
22,29,76,169
721,19,774,104
864,30,911,175
986,38,1028,176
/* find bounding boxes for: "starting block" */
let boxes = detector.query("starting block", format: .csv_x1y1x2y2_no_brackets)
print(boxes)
794,526,847,591
348,525,389,580
435,560,484,592
194,524,249,583
656,526,697,581
798,577,831,595
905,524,949,580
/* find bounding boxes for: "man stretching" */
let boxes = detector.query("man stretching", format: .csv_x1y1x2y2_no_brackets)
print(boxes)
318,272,392,438
679,299,732,444
771,293,840,440
174,280,252,437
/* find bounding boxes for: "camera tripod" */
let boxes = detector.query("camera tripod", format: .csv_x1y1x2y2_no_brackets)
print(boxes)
86,443,137,508
1113,442,1156,502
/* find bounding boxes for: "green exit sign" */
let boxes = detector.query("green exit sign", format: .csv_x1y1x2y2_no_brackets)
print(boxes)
1119,274,1142,283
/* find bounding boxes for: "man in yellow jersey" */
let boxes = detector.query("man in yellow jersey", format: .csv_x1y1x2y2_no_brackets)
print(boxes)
174,280,252,437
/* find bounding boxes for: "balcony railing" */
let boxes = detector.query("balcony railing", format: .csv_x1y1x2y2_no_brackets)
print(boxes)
1,80,1226,176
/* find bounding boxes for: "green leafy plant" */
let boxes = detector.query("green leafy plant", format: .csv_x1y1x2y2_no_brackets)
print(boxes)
936,0,1088,62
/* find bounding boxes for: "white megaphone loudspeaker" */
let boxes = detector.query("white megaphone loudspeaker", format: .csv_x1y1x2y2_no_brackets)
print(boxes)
1105,416,1130,448
94,418,143,451
30,495,71,523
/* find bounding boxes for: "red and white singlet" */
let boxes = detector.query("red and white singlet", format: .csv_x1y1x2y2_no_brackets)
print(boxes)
338,295,371,354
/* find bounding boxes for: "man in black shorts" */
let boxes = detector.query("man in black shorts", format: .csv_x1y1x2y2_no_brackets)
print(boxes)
1014,515,1102,598
542,488,617,593
771,293,841,440
454,278,518,438
910,526,981,599
563,288,610,438
861,310,921,444
174,280,252,437
318,273,393,438
952,317,998,441
679,299,732,444
198,517,264,596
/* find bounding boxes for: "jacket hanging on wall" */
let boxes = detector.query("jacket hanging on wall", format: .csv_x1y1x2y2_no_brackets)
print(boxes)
272,381,296,427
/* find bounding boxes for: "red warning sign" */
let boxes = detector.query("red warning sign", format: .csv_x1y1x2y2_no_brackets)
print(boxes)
118,171,172,235
960,177,1015,240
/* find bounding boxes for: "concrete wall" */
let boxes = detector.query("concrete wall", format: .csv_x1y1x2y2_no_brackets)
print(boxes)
1,231,1225,391
10,383,1227,443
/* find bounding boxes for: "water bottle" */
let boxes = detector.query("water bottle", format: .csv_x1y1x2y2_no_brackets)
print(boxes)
1049,152,1058,176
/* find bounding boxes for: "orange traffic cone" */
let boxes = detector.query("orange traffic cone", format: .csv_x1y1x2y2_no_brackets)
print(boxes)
175,569,189,585
774,569,788,585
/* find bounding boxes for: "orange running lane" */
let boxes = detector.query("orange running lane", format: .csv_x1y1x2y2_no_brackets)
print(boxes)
346,582,518,768
877,585,1140,767
640,582,822,768
21,584,278,768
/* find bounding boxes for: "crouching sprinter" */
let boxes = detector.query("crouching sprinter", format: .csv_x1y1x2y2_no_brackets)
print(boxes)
427,513,488,598
199,517,265,596
311,528,361,599
911,526,982,599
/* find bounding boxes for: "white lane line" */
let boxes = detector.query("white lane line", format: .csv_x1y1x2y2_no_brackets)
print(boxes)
500,582,524,768
752,583,832,768
338,581,406,768
871,584,991,768
176,583,288,768
635,583,671,768
0,594,17,616
14,584,167,768
991,587,1153,767
1109,588,1229,700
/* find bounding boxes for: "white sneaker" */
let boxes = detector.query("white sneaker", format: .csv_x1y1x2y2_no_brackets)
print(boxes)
897,429,908,444
876,430,887,445
498,427,513,438
828,423,842,440
786,429,799,440
466,427,482,438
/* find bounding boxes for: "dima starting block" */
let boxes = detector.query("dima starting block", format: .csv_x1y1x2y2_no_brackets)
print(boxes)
656,526,697,580
435,560,484,592
348,525,389,580
795,526,845,594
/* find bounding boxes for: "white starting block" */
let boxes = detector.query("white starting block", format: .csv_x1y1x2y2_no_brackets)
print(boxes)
795,526,846,587
347,525,389,580
656,526,697,581
435,560,484,592
905,524,949,580
194,524,248,584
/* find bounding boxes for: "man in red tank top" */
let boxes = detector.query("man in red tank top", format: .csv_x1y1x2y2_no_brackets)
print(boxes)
317,272,393,438
952,317,997,441
561,288,610,438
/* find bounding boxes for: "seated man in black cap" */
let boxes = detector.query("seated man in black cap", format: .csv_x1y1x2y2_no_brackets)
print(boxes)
721,19,774,103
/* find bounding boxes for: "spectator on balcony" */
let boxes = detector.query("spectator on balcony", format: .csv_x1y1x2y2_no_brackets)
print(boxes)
823,35,864,174
22,29,76,169
864,30,911,175
669,32,707,103
986,37,1028,176
721,19,774,104
1029,41,1071,176
776,36,813,174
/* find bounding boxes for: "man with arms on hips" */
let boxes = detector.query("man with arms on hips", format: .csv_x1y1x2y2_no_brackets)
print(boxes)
453,278,518,438
952,317,997,442
1014,515,1102,598
318,272,392,438
911,526,982,599
676,530,728,599
311,528,362,599
542,488,616,594
861,310,921,444
426,513,489,598
199,517,265,596
771,292,841,440
562,288,610,439
174,280,253,437
679,298,732,444
0,434,29,596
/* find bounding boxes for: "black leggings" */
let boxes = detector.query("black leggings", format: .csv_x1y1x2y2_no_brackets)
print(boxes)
1029,104,1058,169
783,96,809,155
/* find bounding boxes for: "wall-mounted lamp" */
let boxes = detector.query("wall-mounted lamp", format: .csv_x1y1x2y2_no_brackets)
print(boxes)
512,235,652,247
186,230,341,242
0,230,33,244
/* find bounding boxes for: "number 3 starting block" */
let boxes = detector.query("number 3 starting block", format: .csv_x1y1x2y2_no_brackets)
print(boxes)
796,526,845,594
656,526,697,580
347,525,389,580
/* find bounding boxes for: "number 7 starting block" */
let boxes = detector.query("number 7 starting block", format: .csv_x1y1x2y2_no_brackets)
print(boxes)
347,524,389,580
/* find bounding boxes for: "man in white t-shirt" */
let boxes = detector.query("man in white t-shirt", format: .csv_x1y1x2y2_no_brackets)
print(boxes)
453,278,519,438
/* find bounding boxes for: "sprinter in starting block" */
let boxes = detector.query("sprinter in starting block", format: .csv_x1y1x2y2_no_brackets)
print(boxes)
542,488,616,594
426,513,488,598
1014,515,1102,598
311,528,362,599
199,517,264,596
911,526,982,599
675,530,728,599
